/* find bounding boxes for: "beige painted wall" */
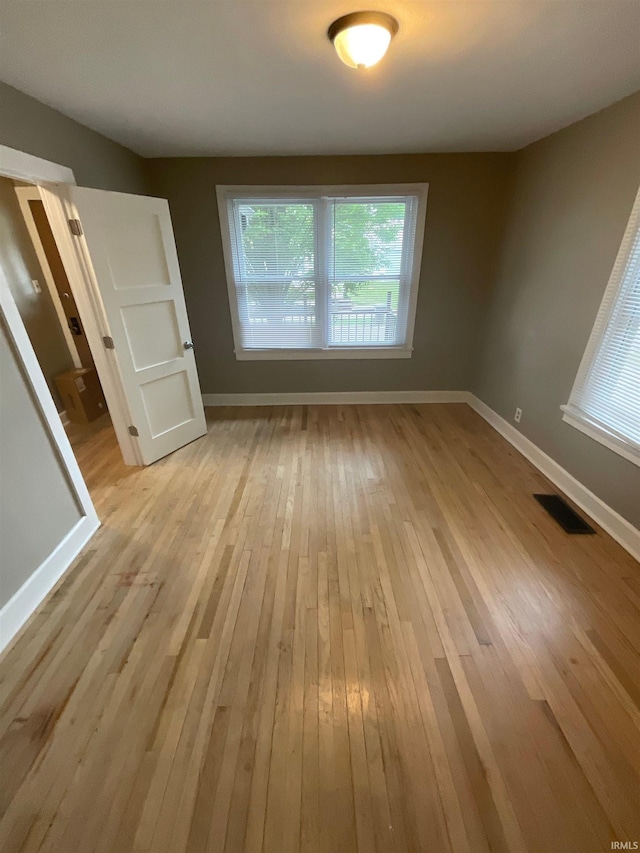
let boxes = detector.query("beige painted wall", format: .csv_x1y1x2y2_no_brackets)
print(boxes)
0,82,149,195
0,176,74,410
475,92,640,528
0,319,82,607
146,153,515,394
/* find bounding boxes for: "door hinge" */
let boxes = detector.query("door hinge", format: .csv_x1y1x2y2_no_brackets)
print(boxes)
68,218,83,237
128,425,139,437
102,336,115,350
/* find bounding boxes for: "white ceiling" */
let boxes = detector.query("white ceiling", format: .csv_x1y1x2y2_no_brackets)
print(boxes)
1,1,639,157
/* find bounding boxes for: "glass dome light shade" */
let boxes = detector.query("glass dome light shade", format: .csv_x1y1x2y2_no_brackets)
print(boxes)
333,23,392,68
328,12,399,69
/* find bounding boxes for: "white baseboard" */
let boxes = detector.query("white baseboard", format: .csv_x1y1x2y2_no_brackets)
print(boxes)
0,514,100,655
467,394,640,563
202,390,469,406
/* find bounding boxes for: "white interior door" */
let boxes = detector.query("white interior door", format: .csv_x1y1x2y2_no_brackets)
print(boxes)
58,188,206,466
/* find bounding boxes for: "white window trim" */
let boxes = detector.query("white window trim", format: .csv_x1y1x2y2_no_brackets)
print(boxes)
562,184,640,468
216,183,428,360
561,405,640,466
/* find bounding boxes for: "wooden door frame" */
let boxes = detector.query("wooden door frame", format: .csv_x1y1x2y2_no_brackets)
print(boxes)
15,185,83,369
0,144,141,465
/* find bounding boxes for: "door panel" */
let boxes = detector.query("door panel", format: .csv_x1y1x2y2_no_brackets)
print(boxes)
141,371,194,437
121,301,182,370
67,188,206,465
105,214,171,290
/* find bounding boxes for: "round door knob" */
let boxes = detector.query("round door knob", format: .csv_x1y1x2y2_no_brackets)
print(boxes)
183,341,194,350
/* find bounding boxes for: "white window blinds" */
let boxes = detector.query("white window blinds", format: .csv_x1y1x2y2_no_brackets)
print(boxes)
564,187,640,463
230,199,320,349
218,185,427,358
328,198,419,346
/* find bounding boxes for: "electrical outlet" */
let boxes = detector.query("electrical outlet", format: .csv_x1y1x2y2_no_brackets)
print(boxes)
31,279,42,294
514,407,523,424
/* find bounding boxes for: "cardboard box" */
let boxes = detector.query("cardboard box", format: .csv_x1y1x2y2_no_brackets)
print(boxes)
54,367,107,424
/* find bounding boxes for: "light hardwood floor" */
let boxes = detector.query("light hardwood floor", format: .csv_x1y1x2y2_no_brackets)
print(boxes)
1,403,639,852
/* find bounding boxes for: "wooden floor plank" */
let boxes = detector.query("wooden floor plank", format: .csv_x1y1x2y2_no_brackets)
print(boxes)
0,403,638,852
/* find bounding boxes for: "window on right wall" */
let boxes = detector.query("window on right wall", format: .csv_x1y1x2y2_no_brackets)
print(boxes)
562,186,640,467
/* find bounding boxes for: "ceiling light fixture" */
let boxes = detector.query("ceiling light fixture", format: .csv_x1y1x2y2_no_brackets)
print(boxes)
328,11,399,69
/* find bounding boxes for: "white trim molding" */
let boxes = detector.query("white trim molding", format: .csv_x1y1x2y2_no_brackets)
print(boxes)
0,271,96,520
202,390,468,406
0,144,76,186
1,265,100,655
562,184,640,465
0,516,99,654
561,405,640,468
467,395,640,563
234,346,413,361
0,145,101,655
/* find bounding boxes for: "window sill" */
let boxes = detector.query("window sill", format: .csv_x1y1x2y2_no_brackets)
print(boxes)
561,405,640,468
235,347,413,361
